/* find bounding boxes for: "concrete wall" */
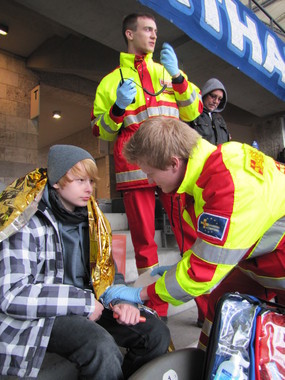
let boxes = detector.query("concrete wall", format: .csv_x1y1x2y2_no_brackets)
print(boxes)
254,116,285,159
0,51,39,187
221,103,284,160
0,50,120,199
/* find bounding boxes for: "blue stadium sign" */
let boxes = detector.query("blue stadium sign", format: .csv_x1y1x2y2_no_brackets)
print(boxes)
139,0,285,101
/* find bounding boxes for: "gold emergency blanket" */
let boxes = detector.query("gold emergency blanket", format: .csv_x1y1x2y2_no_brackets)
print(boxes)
0,168,115,298
88,197,115,299
0,168,48,241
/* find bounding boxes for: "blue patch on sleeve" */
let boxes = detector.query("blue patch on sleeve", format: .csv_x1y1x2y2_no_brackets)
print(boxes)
197,212,228,241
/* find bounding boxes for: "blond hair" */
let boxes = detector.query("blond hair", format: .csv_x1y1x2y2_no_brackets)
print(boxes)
57,159,99,187
123,117,201,169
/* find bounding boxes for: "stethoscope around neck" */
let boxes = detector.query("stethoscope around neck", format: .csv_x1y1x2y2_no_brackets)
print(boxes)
119,68,167,97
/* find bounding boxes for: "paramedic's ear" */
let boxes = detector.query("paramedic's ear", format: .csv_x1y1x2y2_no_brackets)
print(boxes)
171,156,181,171
125,29,133,41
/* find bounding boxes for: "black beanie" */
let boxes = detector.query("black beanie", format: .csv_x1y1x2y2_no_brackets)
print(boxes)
47,145,95,186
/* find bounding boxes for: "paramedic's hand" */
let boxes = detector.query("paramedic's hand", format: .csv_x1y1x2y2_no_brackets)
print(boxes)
88,299,104,321
160,43,180,77
111,303,145,325
116,78,137,109
151,265,172,276
101,285,143,306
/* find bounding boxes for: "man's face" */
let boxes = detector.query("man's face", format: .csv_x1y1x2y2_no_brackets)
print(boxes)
53,171,94,212
138,159,182,194
128,17,157,55
203,89,224,112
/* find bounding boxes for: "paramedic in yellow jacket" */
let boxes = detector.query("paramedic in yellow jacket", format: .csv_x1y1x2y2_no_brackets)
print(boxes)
91,13,202,317
121,116,285,350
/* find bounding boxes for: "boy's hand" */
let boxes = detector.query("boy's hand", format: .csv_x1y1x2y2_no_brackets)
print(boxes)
111,303,146,325
88,299,104,321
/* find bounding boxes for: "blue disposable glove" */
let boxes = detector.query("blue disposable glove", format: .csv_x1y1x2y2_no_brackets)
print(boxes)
160,42,179,77
151,265,173,277
100,285,143,307
116,78,137,109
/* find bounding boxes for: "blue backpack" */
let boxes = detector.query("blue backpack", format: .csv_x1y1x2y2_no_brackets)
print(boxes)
203,292,285,380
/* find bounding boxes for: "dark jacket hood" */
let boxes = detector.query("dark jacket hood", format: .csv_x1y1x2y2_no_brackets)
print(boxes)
202,78,227,112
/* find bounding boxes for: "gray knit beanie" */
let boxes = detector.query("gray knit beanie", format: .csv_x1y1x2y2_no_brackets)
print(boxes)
47,145,95,186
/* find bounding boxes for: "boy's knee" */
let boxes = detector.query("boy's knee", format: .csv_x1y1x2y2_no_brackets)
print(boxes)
75,332,124,379
91,329,123,359
148,318,171,353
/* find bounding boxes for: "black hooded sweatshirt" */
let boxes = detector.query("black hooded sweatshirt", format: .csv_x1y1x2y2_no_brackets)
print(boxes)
188,78,230,145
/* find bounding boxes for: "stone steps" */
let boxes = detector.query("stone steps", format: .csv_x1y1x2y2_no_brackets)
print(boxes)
105,212,181,284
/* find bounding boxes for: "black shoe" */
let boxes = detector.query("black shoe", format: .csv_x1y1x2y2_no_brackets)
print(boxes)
196,319,204,328
160,316,168,324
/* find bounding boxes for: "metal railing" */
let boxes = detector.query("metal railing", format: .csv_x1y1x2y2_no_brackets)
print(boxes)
246,0,285,35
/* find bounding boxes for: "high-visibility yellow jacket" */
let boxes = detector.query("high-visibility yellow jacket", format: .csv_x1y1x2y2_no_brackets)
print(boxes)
148,139,285,306
91,52,203,191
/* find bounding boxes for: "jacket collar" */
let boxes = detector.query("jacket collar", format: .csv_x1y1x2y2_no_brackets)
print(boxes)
120,51,153,67
177,138,216,195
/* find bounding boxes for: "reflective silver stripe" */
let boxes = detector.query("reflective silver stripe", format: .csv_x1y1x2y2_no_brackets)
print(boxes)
91,118,96,128
192,239,247,265
198,318,213,351
95,115,118,135
197,340,207,351
124,111,149,127
164,239,246,302
177,98,192,107
250,216,285,257
177,90,197,107
116,169,147,184
123,106,179,127
239,267,285,289
200,317,212,338
164,267,193,303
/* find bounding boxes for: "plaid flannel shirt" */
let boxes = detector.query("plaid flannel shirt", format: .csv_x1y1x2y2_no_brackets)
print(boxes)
0,204,94,378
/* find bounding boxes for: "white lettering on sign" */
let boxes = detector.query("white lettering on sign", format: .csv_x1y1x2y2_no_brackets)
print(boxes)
225,0,263,65
169,0,192,15
200,0,285,85
176,0,191,6
263,33,285,84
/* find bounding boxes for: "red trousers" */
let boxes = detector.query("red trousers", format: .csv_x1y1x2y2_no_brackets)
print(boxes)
123,188,197,269
123,188,168,316
123,188,158,270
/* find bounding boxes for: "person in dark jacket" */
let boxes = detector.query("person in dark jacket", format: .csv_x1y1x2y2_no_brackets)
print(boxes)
0,144,170,379
189,78,230,145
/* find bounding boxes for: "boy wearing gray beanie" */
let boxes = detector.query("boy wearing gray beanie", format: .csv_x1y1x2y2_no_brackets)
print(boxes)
0,144,170,379
47,144,95,186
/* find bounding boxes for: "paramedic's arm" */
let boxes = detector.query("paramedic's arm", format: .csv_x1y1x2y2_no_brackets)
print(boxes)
140,287,149,301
